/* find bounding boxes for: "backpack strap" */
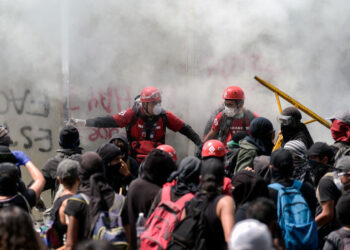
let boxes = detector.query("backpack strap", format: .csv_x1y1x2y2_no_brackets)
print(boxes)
174,192,195,209
108,193,125,216
69,193,90,204
292,180,303,191
268,182,284,191
161,186,172,202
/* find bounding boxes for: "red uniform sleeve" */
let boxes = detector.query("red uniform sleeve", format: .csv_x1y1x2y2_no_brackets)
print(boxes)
212,112,222,131
112,108,135,127
165,111,184,132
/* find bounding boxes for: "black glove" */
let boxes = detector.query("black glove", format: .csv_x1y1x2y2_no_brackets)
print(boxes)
196,144,203,159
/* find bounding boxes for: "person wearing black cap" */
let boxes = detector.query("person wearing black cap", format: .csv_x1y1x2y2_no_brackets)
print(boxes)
277,107,314,149
268,148,317,216
308,143,340,248
109,134,139,180
235,117,275,173
323,193,350,250
96,143,136,195
41,126,83,199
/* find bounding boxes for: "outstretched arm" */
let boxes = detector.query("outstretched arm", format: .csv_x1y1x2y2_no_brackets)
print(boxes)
179,123,202,146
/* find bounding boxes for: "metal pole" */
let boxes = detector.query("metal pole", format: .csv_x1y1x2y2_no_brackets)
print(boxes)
255,76,331,129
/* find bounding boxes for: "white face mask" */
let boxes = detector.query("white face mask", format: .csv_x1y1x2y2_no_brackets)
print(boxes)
153,103,162,116
224,106,238,118
333,172,344,191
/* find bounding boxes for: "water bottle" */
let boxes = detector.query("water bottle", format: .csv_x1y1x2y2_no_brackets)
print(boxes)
136,212,146,249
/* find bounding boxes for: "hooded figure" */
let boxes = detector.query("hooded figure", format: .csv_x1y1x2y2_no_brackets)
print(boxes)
109,134,139,180
64,152,128,245
147,156,201,223
42,126,83,198
279,107,314,149
96,143,133,194
168,156,201,196
235,117,274,173
127,149,176,250
284,140,313,184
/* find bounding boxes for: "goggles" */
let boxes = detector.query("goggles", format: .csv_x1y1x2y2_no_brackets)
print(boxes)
277,115,294,126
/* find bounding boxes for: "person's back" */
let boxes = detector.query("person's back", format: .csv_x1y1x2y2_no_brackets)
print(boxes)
41,126,82,197
43,159,80,248
64,152,129,250
127,149,176,250
268,149,318,250
323,192,350,250
193,157,234,250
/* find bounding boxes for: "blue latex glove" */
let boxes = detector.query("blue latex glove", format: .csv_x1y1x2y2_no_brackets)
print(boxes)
12,150,31,166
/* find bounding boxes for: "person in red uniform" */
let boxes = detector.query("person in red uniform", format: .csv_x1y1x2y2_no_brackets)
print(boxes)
68,86,202,162
204,86,257,145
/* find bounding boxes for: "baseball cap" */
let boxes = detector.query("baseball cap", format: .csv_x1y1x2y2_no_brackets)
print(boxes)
270,148,293,170
57,159,79,180
327,111,350,125
335,156,350,173
307,142,334,159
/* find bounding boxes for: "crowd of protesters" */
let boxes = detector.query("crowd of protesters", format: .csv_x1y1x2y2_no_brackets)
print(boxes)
0,86,350,250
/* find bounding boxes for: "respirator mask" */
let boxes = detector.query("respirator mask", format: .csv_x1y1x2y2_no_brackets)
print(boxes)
153,103,162,116
224,106,239,118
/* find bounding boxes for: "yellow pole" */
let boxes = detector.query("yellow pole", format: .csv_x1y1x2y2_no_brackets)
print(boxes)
275,93,283,114
254,76,331,129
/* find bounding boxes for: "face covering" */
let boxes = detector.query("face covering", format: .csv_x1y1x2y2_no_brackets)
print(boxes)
333,172,344,191
224,106,238,118
308,160,330,186
153,103,162,116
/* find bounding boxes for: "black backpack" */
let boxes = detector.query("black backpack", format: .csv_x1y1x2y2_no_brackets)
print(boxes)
224,147,240,178
166,194,209,250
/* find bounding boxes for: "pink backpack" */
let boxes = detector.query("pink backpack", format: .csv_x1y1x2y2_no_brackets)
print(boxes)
140,186,194,250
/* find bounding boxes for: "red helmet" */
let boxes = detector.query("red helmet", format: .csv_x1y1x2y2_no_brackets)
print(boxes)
222,86,245,100
140,87,161,103
202,140,226,158
157,144,177,161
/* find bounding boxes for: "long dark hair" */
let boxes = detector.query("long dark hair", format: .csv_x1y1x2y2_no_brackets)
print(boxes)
0,206,43,250
201,158,224,199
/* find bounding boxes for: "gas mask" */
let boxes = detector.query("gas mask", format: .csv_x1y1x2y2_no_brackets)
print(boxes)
224,106,239,118
153,103,162,116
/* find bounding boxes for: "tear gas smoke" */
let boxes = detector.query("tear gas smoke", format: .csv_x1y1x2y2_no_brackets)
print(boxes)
0,0,349,162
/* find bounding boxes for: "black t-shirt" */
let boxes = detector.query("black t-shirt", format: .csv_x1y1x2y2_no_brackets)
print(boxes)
0,189,36,212
316,174,342,245
64,193,128,241
268,179,318,217
318,175,342,204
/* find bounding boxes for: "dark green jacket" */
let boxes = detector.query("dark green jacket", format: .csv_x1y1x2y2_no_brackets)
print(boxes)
235,139,259,173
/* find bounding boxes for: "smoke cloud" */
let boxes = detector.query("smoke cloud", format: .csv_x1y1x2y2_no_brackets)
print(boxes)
0,0,349,161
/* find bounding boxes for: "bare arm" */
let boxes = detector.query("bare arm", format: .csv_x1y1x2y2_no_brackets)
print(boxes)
203,128,218,142
59,199,69,225
65,216,79,250
216,195,235,243
26,161,45,201
315,200,334,227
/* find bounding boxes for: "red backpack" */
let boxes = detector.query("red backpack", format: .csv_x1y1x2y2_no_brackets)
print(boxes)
140,186,195,250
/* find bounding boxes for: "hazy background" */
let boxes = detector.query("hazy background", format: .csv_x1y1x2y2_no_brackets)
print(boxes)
0,0,349,187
